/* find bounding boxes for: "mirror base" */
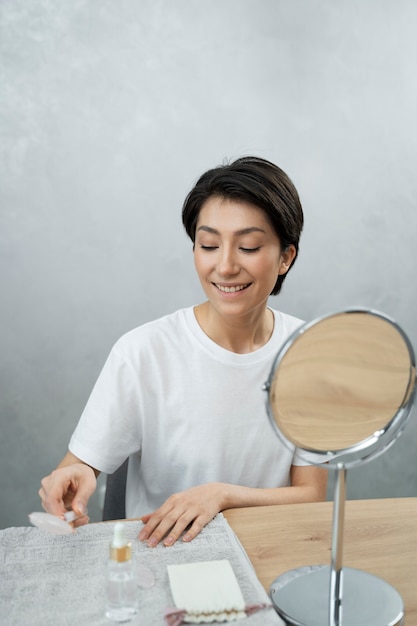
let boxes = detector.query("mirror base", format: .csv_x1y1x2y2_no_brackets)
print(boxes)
270,565,404,626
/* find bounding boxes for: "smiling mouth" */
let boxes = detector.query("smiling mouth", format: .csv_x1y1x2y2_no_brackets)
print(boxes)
215,283,251,293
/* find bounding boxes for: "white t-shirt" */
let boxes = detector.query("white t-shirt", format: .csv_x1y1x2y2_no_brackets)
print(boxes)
69,306,307,518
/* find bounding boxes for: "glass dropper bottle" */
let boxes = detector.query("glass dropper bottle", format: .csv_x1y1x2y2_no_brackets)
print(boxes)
105,522,139,622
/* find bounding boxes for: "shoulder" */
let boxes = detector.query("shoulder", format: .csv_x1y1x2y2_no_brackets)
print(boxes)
271,308,305,336
110,307,193,358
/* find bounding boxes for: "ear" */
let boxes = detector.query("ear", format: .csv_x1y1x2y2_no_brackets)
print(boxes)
278,245,297,276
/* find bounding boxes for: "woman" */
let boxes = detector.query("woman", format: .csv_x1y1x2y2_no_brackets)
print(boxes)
39,156,327,546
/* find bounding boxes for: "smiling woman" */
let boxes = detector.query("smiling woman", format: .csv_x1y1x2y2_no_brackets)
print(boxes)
182,156,304,297
39,156,327,548
192,197,296,352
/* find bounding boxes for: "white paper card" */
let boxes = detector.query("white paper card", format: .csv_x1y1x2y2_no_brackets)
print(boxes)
167,559,246,623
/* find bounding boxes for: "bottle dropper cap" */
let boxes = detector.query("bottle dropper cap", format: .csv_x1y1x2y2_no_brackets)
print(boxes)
110,522,132,562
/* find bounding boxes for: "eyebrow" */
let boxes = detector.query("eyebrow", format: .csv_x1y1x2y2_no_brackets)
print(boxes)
196,226,266,236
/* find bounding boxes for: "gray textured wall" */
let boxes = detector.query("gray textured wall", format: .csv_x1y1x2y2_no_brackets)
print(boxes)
1,0,416,529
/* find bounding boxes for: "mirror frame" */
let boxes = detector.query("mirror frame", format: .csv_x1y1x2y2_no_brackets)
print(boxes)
264,308,416,469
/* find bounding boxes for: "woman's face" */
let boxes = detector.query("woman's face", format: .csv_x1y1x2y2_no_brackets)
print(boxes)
193,196,295,320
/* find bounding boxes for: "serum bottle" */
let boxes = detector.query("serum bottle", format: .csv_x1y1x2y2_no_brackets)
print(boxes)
105,522,139,622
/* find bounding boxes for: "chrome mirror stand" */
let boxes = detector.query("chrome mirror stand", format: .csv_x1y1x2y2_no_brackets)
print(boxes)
270,463,404,626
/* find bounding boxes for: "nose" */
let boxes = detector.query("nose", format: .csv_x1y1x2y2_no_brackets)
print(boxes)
217,245,239,276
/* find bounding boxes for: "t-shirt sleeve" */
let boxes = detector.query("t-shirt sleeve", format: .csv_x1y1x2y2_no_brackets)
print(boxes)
69,344,142,474
292,447,327,466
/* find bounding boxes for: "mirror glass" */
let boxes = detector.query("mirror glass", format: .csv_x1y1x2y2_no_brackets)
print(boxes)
268,310,415,459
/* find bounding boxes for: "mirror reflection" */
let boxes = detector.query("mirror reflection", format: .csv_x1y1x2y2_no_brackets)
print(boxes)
268,310,415,454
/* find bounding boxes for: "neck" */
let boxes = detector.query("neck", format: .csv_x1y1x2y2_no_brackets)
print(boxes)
194,302,274,354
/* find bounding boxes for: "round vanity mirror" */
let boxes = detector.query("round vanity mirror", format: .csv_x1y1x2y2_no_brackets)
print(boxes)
264,308,416,626
266,309,415,466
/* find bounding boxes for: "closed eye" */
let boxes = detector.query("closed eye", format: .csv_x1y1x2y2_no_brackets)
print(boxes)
240,247,261,253
199,245,218,251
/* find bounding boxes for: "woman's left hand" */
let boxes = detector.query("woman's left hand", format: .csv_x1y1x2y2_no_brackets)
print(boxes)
138,483,226,547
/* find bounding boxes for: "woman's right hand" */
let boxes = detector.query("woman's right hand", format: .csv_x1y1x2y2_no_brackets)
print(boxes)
39,461,97,527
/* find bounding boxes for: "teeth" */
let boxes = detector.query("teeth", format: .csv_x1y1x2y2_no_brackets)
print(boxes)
216,284,248,293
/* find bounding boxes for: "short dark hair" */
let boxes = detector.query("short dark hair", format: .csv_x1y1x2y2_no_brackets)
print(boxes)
182,156,304,295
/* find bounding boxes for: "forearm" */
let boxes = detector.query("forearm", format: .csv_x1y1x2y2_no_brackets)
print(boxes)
57,450,101,478
219,466,328,511
139,466,328,547
220,483,321,510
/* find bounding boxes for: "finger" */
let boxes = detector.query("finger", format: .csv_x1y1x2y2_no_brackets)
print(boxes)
138,512,159,541
163,511,208,546
141,509,185,547
39,483,67,517
72,498,90,518
142,518,176,546
71,515,90,528
181,516,208,543
153,510,197,547
137,514,152,541
138,505,172,541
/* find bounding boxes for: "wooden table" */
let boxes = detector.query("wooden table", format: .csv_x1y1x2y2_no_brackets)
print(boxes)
224,497,417,625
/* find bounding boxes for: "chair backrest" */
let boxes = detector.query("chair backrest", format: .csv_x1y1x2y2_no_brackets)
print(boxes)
102,458,129,521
